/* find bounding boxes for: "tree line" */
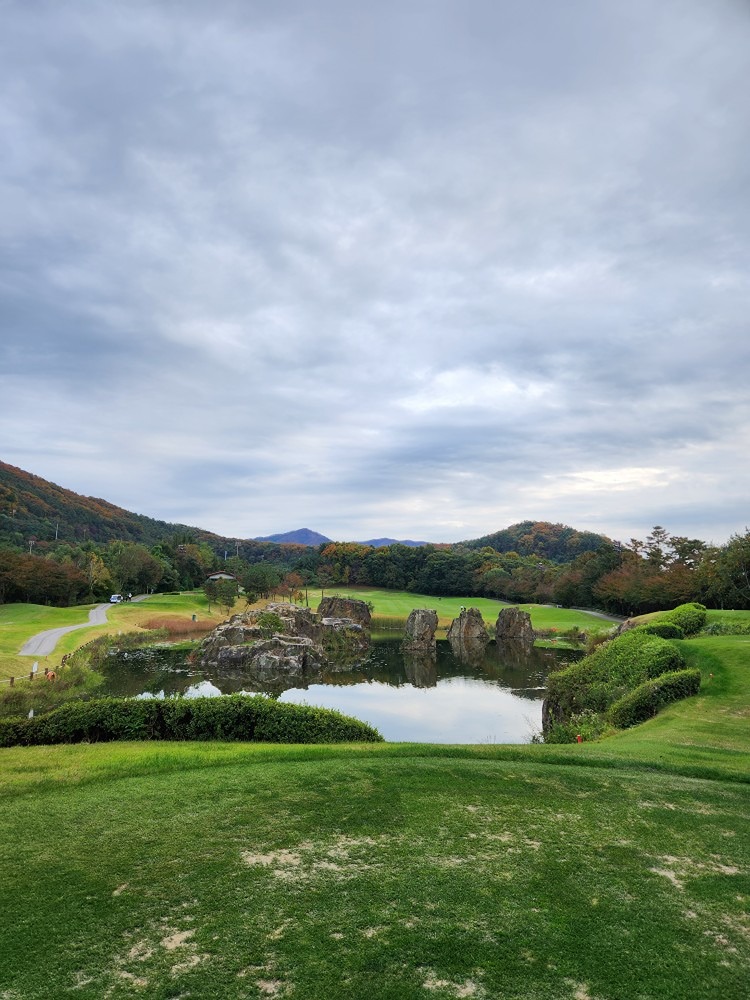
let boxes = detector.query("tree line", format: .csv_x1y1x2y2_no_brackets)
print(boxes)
0,521,748,615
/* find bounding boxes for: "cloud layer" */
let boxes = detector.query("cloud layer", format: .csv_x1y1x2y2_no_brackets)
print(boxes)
2,0,749,543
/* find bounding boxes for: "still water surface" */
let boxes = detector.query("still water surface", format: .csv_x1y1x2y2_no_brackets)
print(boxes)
102,638,580,744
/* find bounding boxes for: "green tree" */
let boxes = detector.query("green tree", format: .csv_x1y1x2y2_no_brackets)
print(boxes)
241,563,281,599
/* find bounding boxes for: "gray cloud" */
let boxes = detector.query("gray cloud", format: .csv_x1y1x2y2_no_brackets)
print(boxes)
1,0,749,544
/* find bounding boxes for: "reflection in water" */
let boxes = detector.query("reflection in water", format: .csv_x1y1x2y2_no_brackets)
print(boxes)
102,638,581,744
403,650,437,688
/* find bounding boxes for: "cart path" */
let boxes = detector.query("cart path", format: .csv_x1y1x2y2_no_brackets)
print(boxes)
19,596,148,657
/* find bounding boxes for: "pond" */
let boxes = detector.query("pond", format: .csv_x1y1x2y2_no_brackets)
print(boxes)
101,637,581,744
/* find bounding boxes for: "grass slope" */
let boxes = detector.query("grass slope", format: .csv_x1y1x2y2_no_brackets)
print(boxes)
0,593,243,680
315,586,616,633
0,632,748,998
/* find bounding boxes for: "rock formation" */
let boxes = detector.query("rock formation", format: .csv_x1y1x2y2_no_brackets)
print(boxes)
317,597,371,629
495,607,535,644
206,635,326,682
402,609,438,651
446,608,489,645
198,600,370,679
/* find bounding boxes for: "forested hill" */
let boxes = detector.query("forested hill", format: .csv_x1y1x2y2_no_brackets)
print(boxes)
460,520,612,563
0,460,222,549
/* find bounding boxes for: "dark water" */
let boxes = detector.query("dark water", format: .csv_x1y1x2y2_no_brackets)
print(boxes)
101,638,580,744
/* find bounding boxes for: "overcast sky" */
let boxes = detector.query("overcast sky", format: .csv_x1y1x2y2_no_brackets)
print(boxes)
2,0,749,545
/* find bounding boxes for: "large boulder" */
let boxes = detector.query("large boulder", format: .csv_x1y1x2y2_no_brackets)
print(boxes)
259,604,321,640
495,607,535,643
402,609,438,650
446,608,489,645
318,617,370,658
317,597,371,628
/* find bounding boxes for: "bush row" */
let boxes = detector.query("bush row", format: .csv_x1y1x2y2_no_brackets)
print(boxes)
0,695,383,748
545,629,686,718
607,669,701,728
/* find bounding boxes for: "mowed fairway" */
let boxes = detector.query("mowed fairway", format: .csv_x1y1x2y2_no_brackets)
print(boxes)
0,593,243,680
316,586,616,632
0,635,748,998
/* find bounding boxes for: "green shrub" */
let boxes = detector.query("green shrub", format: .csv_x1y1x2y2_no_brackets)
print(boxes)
545,630,686,719
608,669,701,728
638,622,685,640
700,620,750,636
664,603,707,636
0,695,383,748
256,611,286,637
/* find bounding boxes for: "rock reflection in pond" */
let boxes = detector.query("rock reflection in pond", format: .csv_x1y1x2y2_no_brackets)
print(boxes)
403,650,437,688
448,636,490,667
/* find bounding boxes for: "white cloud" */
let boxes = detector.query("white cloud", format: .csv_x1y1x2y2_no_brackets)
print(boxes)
1,0,749,545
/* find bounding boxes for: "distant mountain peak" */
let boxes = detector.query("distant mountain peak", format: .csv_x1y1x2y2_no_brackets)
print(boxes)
253,528,332,546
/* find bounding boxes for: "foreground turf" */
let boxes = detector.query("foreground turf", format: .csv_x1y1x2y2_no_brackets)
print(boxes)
0,741,748,1000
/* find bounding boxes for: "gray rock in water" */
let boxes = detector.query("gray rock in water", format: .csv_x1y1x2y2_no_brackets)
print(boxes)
446,608,489,645
262,603,321,640
402,609,438,650
320,617,363,631
317,597,371,628
495,607,535,643
210,635,325,679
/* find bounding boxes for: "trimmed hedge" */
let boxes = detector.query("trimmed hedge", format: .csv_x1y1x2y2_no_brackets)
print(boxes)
0,695,383,748
664,602,707,636
607,669,701,728
638,622,685,640
545,629,686,717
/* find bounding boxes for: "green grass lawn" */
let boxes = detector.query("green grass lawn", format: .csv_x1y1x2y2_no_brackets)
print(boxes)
0,602,102,679
0,592,244,680
0,626,748,998
315,586,616,634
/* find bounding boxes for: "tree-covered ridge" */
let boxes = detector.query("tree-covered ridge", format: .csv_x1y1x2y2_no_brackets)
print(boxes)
461,520,611,562
0,460,221,548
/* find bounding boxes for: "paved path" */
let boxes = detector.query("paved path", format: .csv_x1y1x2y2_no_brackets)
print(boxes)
19,596,148,657
569,607,627,623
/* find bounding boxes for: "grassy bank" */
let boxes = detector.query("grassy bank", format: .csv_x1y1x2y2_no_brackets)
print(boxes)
0,631,748,998
310,586,616,634
0,592,247,680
